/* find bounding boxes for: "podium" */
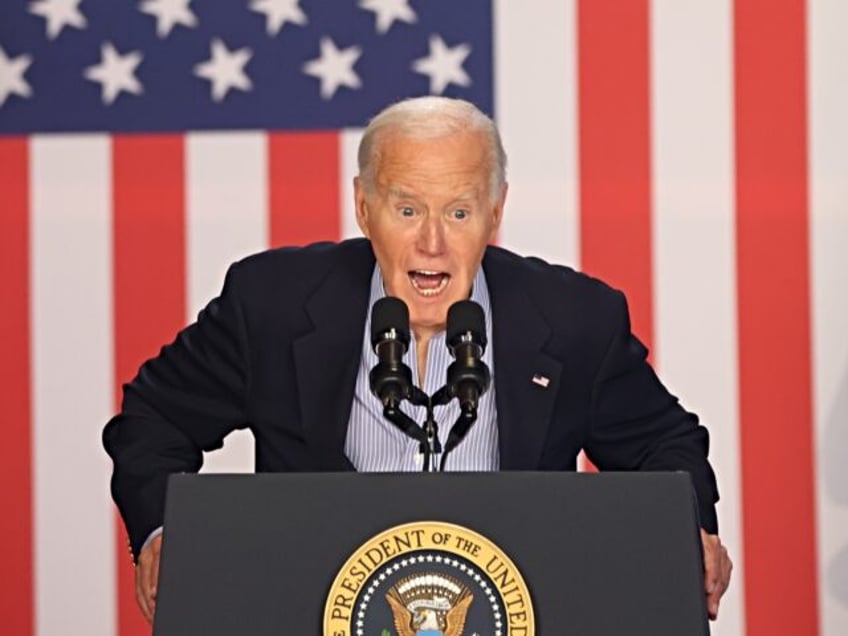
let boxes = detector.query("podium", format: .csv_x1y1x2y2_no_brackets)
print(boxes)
154,472,709,635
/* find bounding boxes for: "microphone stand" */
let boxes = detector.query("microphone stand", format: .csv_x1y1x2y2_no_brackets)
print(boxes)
380,387,429,469
439,408,478,471
421,387,453,472
410,387,442,472
382,386,454,472
381,382,480,473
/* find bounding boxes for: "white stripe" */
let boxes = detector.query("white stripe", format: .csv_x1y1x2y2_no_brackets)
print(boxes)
809,1,848,633
494,0,579,268
649,3,744,634
30,135,115,636
186,132,268,473
340,128,364,240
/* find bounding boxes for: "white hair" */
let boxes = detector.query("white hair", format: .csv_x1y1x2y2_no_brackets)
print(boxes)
357,96,507,199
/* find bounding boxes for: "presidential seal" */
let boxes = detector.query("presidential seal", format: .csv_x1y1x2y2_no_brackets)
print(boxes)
324,521,534,636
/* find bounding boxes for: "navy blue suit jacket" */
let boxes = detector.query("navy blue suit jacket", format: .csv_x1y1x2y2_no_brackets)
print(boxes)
104,239,719,559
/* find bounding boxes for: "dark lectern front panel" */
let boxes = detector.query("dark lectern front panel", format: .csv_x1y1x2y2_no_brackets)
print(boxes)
154,472,707,635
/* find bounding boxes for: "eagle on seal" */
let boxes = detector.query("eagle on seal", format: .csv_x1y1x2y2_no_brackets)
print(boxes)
386,586,473,636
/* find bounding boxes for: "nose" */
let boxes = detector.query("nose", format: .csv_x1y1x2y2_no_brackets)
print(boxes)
416,214,446,256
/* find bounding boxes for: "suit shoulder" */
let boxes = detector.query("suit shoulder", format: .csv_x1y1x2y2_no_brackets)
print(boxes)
485,245,625,311
224,238,373,293
484,246,630,356
231,238,370,275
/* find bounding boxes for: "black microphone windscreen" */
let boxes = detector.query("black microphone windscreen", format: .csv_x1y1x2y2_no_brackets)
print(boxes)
370,297,411,349
447,300,487,348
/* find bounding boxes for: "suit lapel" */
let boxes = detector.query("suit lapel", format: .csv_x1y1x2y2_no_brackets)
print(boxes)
292,241,374,470
484,249,563,469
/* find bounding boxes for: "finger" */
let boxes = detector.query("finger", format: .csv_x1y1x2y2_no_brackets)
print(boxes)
706,588,721,620
700,532,722,619
701,535,720,595
143,536,163,620
135,561,154,623
717,548,733,597
705,574,722,619
724,548,733,582
150,545,161,608
707,548,734,620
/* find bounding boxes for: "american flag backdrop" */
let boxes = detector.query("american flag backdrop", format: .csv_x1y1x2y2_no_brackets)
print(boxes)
1,0,846,634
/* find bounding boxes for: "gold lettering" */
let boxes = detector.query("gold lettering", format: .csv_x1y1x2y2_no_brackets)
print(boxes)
491,565,516,590
355,556,374,577
409,528,426,547
454,536,482,556
506,596,525,609
330,600,350,621
393,532,413,552
378,538,396,558
364,547,385,569
509,610,528,624
332,594,353,612
485,555,502,574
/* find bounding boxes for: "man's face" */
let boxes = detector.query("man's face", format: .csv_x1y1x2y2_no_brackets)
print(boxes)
355,130,506,338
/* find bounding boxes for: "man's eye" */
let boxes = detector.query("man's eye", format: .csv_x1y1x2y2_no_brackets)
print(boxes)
400,206,415,217
453,209,469,220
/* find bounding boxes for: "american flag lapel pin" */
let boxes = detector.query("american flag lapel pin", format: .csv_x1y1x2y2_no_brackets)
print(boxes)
531,374,550,388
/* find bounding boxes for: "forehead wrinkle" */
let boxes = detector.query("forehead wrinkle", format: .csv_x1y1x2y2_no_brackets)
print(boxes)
386,186,419,200
386,185,478,203
447,191,477,203
372,134,493,204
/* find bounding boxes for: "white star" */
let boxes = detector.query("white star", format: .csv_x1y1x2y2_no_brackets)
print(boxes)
302,37,362,100
139,0,198,38
249,0,307,36
84,42,143,105
29,0,87,40
194,38,253,102
358,0,416,34
0,47,33,107
412,34,471,95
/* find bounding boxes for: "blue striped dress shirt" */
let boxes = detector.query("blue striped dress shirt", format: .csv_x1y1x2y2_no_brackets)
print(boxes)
344,265,499,472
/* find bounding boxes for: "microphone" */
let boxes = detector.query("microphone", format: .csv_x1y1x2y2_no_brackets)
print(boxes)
368,297,434,468
439,300,491,470
445,300,491,419
369,297,414,411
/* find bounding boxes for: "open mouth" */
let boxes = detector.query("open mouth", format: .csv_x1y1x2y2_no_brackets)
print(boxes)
408,269,451,297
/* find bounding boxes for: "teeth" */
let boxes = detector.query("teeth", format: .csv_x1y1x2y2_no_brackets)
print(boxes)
409,271,449,296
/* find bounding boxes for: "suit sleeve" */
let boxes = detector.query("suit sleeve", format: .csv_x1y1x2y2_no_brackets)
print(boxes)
103,262,251,560
583,291,720,534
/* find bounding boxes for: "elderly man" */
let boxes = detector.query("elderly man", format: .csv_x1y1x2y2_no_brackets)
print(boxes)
103,96,732,623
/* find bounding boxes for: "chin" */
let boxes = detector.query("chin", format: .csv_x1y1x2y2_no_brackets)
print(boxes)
408,304,450,334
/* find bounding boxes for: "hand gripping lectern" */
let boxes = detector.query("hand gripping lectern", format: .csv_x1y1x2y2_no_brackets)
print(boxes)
153,472,709,635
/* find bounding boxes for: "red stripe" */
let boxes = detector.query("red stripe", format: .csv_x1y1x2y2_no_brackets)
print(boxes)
734,2,818,634
577,1,653,474
112,135,186,636
268,132,341,245
577,0,654,351
0,139,34,635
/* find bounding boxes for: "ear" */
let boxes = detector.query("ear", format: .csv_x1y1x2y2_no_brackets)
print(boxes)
489,182,508,240
353,176,371,238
